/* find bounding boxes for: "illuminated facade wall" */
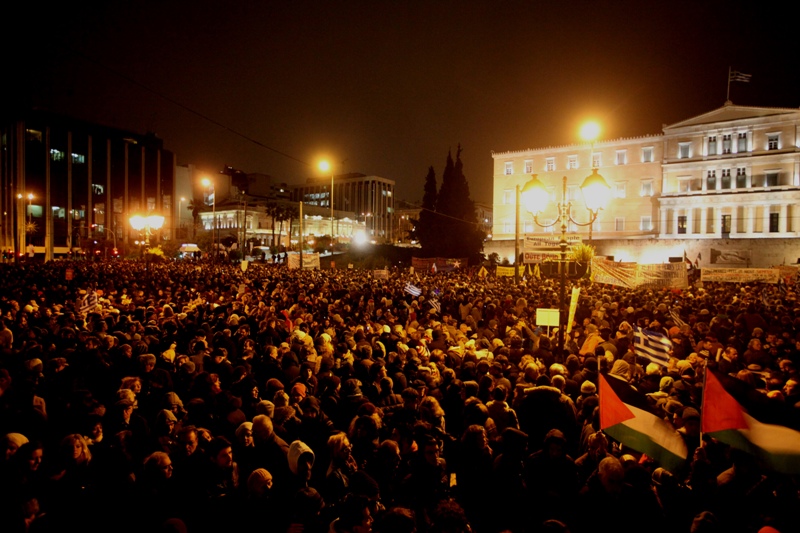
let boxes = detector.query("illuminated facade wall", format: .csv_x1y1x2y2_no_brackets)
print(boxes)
492,135,662,241
659,104,800,239
491,103,800,248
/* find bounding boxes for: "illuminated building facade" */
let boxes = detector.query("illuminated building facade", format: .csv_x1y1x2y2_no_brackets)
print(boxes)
490,103,800,265
292,173,395,242
0,110,175,259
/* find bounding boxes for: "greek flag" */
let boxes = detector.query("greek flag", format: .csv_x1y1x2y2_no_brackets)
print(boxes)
404,283,422,297
729,70,752,83
669,308,686,329
79,291,98,314
632,326,672,367
429,298,441,314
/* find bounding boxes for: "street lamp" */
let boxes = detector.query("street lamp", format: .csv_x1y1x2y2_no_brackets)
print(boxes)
521,171,610,357
201,178,216,260
179,197,186,236
580,121,602,240
129,214,165,266
318,160,334,245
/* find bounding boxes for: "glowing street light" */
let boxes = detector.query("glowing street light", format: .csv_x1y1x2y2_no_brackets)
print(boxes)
318,160,334,243
520,169,610,358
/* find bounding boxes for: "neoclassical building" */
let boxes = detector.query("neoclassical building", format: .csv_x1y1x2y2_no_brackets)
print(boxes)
490,103,800,265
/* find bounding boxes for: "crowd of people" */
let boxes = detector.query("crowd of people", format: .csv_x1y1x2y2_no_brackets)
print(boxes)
1,259,799,533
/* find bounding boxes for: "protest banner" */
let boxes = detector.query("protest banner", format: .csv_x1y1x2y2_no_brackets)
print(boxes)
701,268,779,284
496,266,515,277
592,258,688,289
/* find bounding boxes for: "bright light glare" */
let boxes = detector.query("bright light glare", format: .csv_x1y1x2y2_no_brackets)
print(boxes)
318,160,331,173
580,122,601,142
201,177,212,187
353,230,368,245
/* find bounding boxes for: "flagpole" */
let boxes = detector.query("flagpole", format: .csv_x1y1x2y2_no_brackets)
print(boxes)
726,66,731,102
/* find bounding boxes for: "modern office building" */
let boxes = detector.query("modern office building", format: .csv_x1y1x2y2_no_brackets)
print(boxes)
490,102,800,266
292,173,395,242
1,110,175,259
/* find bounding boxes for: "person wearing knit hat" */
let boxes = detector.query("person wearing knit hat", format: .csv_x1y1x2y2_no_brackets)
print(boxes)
580,380,597,395
246,468,274,499
4,433,29,460
290,383,307,404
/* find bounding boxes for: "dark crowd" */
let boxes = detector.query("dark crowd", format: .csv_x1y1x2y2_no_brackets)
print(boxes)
1,260,799,533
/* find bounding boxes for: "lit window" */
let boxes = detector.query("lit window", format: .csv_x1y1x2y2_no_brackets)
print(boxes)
615,150,627,165
640,180,653,197
677,215,687,234
615,218,625,232
768,134,780,150
567,155,578,169
764,171,780,187
524,160,533,173
545,158,555,172
71,153,86,164
706,170,716,190
737,132,747,152
640,216,652,231
721,169,731,189
504,161,513,175
50,149,65,162
679,142,691,159
592,153,601,167
642,147,653,163
708,136,717,155
92,184,105,195
736,168,747,188
614,182,626,198
678,179,692,193
26,129,42,142
722,134,732,154
503,189,514,204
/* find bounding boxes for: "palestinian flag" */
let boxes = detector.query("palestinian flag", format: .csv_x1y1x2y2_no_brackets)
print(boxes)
702,370,800,474
599,373,688,472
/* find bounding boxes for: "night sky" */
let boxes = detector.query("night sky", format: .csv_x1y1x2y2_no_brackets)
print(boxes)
8,1,799,203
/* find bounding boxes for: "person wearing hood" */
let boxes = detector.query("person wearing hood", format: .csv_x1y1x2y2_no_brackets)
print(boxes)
286,439,316,496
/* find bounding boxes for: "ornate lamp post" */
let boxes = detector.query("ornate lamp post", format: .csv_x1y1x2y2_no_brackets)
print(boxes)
520,170,610,356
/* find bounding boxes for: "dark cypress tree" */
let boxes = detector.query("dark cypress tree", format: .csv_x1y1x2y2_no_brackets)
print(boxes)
435,145,484,258
416,166,439,256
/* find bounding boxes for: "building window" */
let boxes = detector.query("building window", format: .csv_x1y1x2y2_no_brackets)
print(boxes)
679,179,691,193
26,129,43,142
615,218,625,232
503,189,514,204
50,149,65,162
721,169,731,189
764,171,780,187
640,216,652,231
615,150,627,165
769,212,780,233
640,180,653,197
71,153,86,164
545,158,555,172
737,132,747,152
614,182,626,198
706,170,716,191
722,134,732,154
524,160,533,173
504,161,513,175
567,155,578,169
567,186,579,202
679,142,691,159
767,134,780,150
721,214,732,234
92,184,105,195
677,215,687,234
591,153,601,168
503,222,512,234
642,147,653,163
736,168,747,188
708,136,717,155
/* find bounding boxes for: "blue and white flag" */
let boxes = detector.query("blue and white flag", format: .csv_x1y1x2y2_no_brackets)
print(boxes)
632,326,672,367
79,291,98,314
669,308,686,329
404,283,422,297
429,298,441,314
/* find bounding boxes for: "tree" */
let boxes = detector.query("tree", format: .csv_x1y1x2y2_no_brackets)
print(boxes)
265,201,280,248
187,197,203,238
415,166,438,255
416,145,484,259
